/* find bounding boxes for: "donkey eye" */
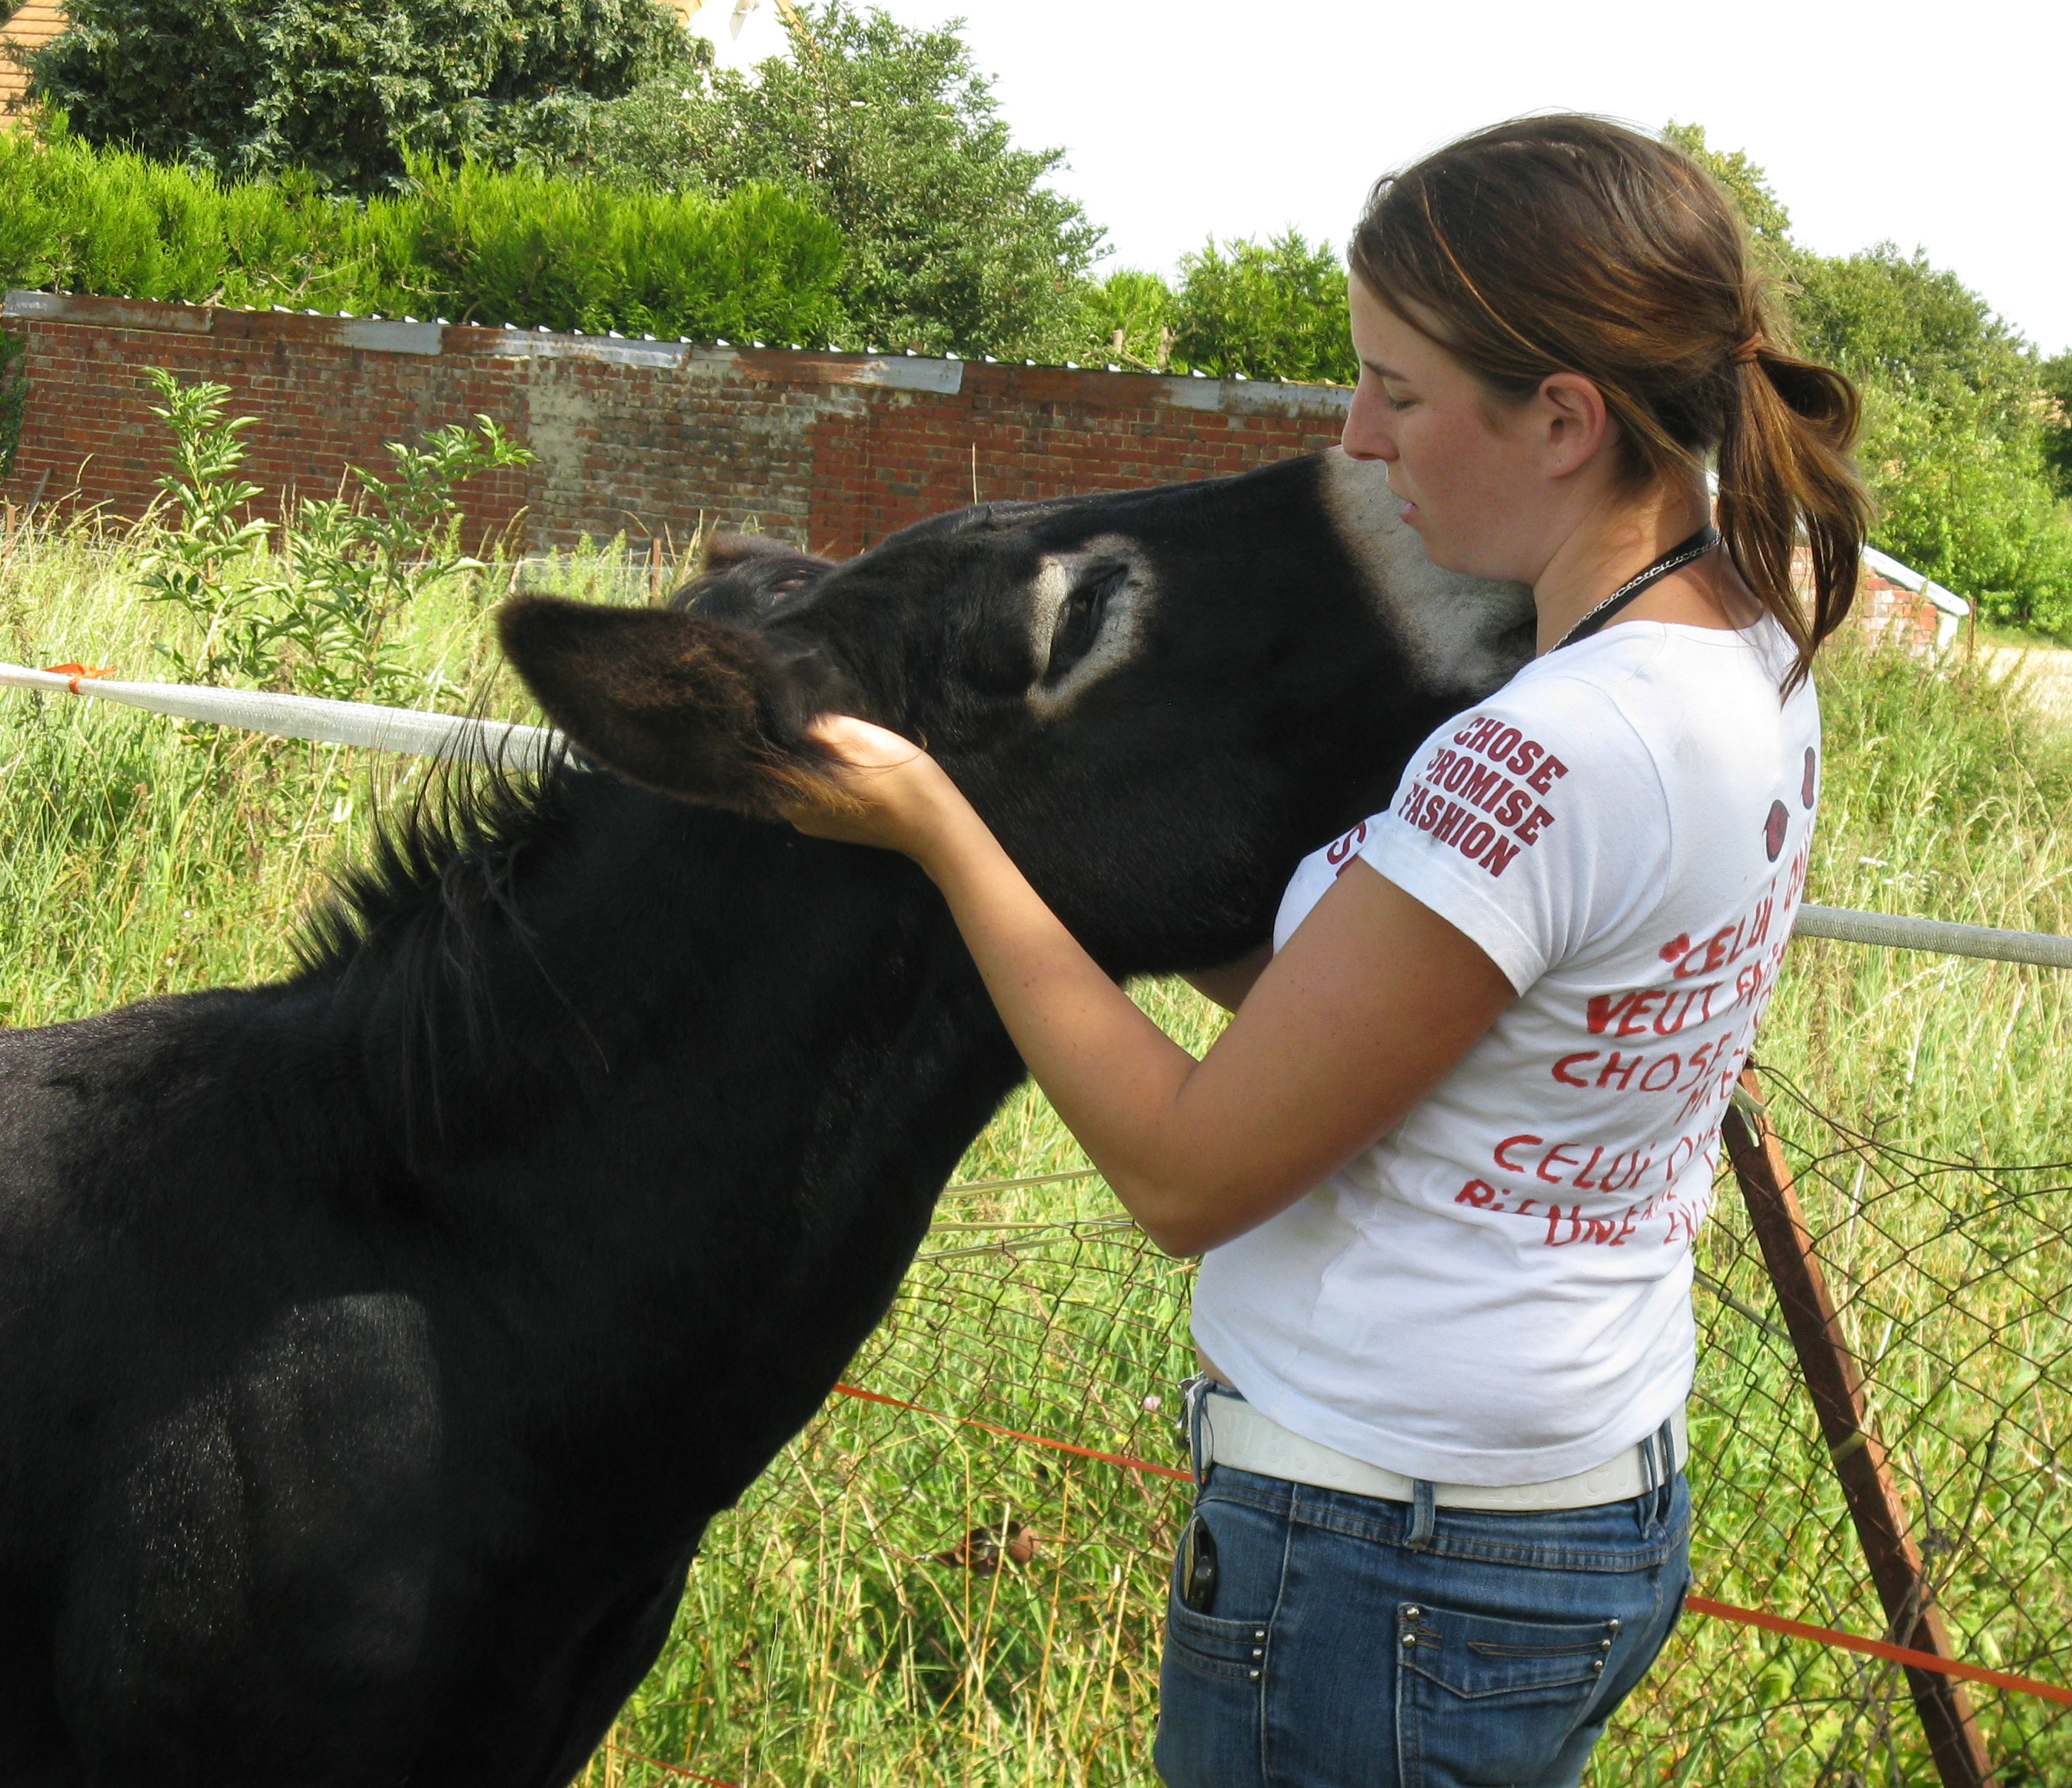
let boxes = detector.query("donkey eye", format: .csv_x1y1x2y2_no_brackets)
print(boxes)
1044,562,1128,687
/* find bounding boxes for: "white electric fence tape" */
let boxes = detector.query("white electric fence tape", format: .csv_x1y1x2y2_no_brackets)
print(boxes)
0,662,560,773
1791,903,2072,971
3,663,2068,971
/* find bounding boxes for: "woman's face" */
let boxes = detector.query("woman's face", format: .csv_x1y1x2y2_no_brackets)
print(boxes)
1341,280,1552,584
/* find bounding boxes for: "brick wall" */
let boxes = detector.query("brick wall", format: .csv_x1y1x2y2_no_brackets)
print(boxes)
1854,573,1947,655
0,291,1352,559
1789,546,1960,657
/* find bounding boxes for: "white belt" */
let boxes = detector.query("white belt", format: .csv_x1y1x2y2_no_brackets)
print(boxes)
1197,1391,1688,1512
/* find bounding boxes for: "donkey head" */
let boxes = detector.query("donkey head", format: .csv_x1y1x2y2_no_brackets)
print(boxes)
500,451,1533,975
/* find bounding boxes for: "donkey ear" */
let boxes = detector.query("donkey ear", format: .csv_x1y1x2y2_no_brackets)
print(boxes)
497,595,843,818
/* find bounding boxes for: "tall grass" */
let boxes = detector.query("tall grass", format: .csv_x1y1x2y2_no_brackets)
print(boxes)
2,521,2067,1783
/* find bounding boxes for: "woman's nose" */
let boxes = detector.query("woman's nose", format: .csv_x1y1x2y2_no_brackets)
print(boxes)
1342,395,1397,463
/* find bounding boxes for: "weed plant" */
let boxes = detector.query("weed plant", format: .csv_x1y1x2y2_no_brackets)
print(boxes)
129,369,531,703
0,523,2066,1783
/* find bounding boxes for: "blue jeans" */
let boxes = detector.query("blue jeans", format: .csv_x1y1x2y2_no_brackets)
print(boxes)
1155,1385,1690,1788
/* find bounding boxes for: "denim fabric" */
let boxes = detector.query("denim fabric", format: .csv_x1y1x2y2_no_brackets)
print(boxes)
1155,1387,1690,1788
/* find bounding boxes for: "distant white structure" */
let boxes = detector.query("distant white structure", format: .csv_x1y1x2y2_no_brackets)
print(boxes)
1862,546,1971,655
677,0,797,72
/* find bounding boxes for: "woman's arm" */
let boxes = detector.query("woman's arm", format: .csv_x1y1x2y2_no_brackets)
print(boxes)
1181,944,1272,1012
787,719,1515,1257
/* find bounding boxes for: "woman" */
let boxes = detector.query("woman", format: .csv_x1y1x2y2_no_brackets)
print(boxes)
783,115,1867,1786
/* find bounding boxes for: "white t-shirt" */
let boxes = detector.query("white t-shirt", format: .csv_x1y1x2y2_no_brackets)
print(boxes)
1192,618,1818,1486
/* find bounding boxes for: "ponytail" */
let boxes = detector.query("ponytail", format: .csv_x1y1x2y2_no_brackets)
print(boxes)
1719,347,1868,692
1350,115,1872,692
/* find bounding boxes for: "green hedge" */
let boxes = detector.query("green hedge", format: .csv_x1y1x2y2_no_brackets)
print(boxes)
0,132,845,345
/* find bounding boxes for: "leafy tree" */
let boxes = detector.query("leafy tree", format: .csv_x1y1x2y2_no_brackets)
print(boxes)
1663,121,1793,260
1664,125,2072,637
27,0,694,192
1784,245,2071,633
1792,247,2043,435
1168,231,1354,385
555,2,1103,358
2040,351,2072,500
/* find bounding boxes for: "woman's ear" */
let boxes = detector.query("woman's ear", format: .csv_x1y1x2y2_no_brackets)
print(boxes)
1537,371,1614,478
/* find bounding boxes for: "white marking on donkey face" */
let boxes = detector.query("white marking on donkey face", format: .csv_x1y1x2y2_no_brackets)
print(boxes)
1024,534,1154,718
1319,449,1536,699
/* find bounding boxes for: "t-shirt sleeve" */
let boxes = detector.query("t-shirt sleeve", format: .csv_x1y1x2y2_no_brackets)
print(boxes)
1358,675,1673,994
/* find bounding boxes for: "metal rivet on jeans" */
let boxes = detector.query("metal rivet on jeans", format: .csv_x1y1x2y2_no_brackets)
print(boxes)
1593,1658,1605,1670
1400,1632,1416,1646
1403,1605,1422,1619
1607,1618,1622,1633
1254,1630,1266,1641
1249,1669,1261,1680
1600,1637,1615,1650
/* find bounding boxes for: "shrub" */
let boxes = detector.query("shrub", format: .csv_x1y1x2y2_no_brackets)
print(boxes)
0,131,845,345
1855,381,2072,637
1061,238,1355,384
1168,231,1355,385
405,161,843,339
0,330,25,481
1077,268,1175,371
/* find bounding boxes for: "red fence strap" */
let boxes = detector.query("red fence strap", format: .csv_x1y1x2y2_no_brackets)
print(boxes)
832,1380,2072,1710
604,1743,743,1786
1685,1595,2072,1709
831,1381,1196,1482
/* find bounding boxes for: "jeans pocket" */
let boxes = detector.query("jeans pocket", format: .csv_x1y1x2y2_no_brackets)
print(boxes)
1166,1597,1274,1683
1396,1600,1617,1787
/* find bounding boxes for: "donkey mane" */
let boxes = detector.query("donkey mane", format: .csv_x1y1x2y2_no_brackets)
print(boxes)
290,746,598,1157
281,546,877,1159
286,535,865,1151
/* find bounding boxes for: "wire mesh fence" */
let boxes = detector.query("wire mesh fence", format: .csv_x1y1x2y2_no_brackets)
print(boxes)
590,1063,2072,1788
1604,1065,2072,1787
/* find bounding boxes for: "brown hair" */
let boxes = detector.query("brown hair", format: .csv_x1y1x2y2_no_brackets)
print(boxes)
1349,114,1868,688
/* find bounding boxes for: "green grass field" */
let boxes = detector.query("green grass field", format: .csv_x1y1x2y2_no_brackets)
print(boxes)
2,513,2067,1786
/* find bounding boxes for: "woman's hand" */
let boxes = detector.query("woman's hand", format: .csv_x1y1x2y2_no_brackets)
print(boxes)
780,714,973,861
786,720,1512,1260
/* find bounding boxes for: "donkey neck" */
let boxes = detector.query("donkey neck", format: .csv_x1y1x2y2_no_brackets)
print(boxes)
301,771,1025,1494
323,767,1021,1200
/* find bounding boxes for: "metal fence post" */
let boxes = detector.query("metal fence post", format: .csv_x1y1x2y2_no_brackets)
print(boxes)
1721,1065,1994,1788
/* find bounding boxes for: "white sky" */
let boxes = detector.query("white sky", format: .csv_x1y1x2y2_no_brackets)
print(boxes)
861,0,2070,358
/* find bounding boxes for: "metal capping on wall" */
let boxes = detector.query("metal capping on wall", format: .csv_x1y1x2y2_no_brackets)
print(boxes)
0,289,1357,418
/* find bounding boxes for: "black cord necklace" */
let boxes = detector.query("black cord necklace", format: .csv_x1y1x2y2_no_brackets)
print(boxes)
1550,525,1720,652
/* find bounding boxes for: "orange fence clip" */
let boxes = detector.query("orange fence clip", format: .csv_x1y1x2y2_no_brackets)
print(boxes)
42,662,117,694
